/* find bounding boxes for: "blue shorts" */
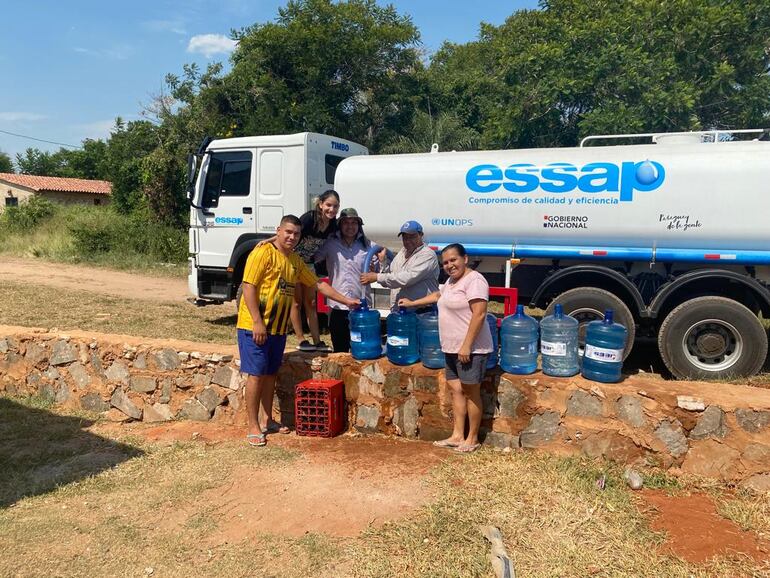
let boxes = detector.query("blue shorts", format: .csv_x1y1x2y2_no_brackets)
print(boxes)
237,330,287,376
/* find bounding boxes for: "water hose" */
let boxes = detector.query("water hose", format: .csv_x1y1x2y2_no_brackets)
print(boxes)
361,244,393,274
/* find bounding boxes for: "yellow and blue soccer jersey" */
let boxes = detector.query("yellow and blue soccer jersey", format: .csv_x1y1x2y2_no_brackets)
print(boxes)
236,243,318,335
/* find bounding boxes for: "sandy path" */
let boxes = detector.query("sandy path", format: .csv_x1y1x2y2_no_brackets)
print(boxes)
0,257,189,302
106,421,449,539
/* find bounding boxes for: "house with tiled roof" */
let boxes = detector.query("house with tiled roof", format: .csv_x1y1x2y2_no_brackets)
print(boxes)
0,173,112,212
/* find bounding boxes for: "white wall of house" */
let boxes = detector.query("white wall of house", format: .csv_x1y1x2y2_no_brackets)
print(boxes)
1,183,35,213
0,181,110,213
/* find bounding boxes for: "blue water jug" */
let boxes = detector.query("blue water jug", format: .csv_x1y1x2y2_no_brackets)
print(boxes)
581,309,627,383
500,304,539,374
386,307,420,365
418,307,444,369
486,314,499,370
349,299,382,360
540,304,579,377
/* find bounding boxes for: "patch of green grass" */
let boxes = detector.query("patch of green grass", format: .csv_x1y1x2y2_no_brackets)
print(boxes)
640,469,683,491
0,201,187,275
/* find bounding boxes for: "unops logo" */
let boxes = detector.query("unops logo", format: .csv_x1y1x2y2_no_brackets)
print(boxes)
465,160,665,202
432,217,473,226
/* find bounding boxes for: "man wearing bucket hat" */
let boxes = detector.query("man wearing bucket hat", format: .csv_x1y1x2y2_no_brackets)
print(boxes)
315,208,379,352
360,220,440,312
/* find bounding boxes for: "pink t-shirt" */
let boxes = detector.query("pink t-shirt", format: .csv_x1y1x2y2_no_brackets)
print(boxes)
437,270,493,354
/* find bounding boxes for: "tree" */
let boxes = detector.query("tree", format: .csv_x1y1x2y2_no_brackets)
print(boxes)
15,148,63,175
0,150,13,173
168,0,424,151
430,0,770,148
141,145,187,228
56,139,110,180
12,142,109,179
97,119,160,214
381,110,479,153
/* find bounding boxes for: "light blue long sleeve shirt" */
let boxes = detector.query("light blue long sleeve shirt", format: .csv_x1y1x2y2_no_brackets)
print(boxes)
315,232,377,310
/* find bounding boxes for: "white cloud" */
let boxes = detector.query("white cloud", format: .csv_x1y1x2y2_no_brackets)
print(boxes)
73,44,134,60
72,119,127,141
187,34,237,57
143,19,187,35
0,112,46,122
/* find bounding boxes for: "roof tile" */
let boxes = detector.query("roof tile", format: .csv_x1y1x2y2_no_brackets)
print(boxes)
0,173,112,195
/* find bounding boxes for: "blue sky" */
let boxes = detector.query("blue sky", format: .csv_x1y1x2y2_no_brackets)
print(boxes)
0,0,537,162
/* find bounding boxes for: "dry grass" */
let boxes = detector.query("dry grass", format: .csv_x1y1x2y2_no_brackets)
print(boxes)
344,454,768,578
1,397,769,578
0,279,301,349
0,278,237,344
717,489,770,539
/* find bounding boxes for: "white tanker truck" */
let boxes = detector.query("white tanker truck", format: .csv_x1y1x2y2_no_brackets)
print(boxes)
187,129,770,381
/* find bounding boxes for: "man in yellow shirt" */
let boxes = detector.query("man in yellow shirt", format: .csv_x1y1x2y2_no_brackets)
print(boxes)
238,214,359,446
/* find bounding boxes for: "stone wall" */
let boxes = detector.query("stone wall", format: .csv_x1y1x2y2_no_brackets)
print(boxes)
0,328,255,424
2,327,769,489
309,353,770,490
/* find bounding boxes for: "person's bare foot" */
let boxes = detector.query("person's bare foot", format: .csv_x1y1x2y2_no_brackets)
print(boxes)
432,438,463,448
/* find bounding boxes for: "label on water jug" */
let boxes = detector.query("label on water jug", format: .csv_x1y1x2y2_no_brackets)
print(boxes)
387,335,409,347
523,342,537,354
541,340,566,356
350,331,362,343
584,344,623,362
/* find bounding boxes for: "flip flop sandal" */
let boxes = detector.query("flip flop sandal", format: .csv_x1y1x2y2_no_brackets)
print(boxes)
433,439,461,448
297,340,317,352
454,443,481,453
262,422,291,435
314,341,333,353
246,433,267,447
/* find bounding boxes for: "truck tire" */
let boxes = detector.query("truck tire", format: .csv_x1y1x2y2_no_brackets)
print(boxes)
544,287,635,359
657,296,767,380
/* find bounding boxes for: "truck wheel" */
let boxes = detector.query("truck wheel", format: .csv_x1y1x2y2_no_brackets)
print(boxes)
658,296,767,380
235,284,243,311
545,287,635,359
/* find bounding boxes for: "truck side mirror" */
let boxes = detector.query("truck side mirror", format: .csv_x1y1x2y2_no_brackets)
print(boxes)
186,153,198,200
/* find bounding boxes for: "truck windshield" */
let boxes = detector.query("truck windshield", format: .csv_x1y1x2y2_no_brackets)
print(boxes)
201,151,252,208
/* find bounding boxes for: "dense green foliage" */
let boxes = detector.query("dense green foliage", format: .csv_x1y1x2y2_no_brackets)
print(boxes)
0,196,56,233
430,0,770,149
11,0,770,232
0,201,187,267
0,150,13,173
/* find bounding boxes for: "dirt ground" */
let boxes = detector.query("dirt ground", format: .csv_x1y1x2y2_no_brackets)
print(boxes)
97,421,448,541
0,256,189,302
94,420,770,566
638,490,770,564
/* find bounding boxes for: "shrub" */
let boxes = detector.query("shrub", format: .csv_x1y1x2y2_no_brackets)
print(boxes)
68,208,187,263
1,199,188,269
0,196,56,232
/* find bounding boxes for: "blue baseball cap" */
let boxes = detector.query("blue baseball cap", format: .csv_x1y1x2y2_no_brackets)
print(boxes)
398,220,423,236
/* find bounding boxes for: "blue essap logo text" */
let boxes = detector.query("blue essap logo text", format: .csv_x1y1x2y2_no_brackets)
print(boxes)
214,216,244,225
465,161,665,202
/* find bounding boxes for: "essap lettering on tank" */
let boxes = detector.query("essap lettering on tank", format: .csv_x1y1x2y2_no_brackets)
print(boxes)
465,160,665,202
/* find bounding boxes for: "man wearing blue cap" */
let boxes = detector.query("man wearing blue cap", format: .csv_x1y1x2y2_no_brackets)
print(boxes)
360,220,440,312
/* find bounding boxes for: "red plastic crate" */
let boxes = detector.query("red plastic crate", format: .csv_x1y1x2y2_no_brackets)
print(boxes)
294,379,345,437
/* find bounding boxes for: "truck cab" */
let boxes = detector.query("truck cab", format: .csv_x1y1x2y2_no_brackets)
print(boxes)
187,132,368,303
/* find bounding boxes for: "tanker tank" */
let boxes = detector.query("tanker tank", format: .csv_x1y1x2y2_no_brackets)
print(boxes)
334,141,770,263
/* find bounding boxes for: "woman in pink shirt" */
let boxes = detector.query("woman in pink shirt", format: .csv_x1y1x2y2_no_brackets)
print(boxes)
399,243,492,453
